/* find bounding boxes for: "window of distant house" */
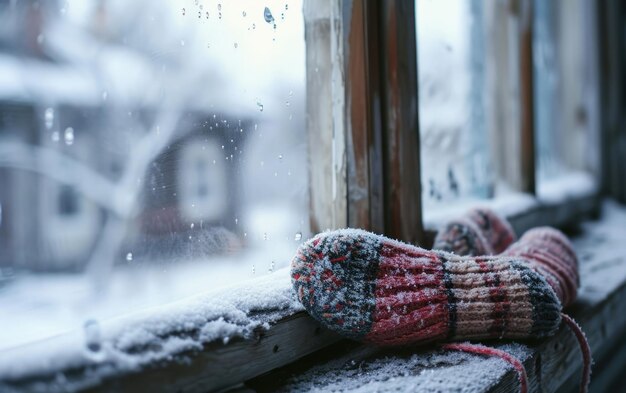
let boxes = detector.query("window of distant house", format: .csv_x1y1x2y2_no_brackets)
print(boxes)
58,185,80,216
0,0,308,350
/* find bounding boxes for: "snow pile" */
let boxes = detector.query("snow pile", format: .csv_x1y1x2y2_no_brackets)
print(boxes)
0,267,302,386
537,171,597,204
423,192,537,230
277,343,532,393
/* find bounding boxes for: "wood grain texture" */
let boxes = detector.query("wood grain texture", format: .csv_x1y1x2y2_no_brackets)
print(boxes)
380,0,423,246
304,1,348,233
518,0,536,195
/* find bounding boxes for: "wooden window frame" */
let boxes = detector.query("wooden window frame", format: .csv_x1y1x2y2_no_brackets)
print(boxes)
3,0,616,391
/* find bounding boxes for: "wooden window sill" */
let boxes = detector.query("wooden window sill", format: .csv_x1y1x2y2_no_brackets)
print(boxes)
0,193,604,393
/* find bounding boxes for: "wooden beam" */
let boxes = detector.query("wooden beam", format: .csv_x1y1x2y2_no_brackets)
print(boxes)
304,2,348,233
518,0,536,195
379,0,423,245
344,0,385,233
597,0,626,203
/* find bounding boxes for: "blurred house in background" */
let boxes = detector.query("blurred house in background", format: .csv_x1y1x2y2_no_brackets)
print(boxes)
0,0,251,271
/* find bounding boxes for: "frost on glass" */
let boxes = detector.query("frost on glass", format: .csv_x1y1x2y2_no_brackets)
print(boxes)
0,0,307,350
416,0,494,211
533,0,596,191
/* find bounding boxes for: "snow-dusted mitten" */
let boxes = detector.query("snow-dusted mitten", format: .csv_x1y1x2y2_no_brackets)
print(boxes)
417,207,589,392
435,208,579,307
502,227,579,307
433,207,516,256
291,229,562,346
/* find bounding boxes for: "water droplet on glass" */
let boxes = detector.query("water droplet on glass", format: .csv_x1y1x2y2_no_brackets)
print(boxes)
219,12,222,19
180,40,185,46
256,101,264,112
252,264,255,275
126,252,133,261
234,217,238,225
242,11,247,17
83,319,105,361
51,131,60,142
64,127,74,145
206,11,209,19
285,101,290,107
295,232,302,241
286,4,289,10
264,7,274,23
44,108,54,129
281,12,285,20
252,23,256,29
182,7,186,15
263,232,268,241
198,11,201,18
190,223,195,229
289,90,293,96
234,42,238,48
102,91,108,101
278,154,283,160
37,34,44,45
218,4,222,11
269,261,275,273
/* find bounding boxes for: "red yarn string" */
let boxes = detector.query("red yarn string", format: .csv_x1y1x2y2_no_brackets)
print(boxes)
441,343,528,393
561,313,592,393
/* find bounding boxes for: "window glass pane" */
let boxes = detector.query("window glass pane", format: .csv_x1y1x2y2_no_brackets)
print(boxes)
416,0,494,212
0,0,307,349
533,0,599,194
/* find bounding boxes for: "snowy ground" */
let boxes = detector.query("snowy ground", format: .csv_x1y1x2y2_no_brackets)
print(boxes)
0,236,301,352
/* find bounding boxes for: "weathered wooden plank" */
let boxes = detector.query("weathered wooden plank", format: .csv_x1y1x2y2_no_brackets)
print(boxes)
96,313,341,393
304,1,348,233
380,0,424,246
518,0,536,195
1,312,341,393
597,0,626,203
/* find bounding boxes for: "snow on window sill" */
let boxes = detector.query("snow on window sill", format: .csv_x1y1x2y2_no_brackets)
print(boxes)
0,268,302,387
423,171,598,231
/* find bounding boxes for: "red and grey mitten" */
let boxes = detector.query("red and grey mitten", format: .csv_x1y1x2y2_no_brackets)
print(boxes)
292,229,562,346
433,207,516,256
292,222,590,392
433,208,579,307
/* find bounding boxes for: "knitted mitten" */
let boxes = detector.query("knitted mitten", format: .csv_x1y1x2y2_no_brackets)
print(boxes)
433,207,516,256
502,227,579,307
434,208,579,307
291,229,562,346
